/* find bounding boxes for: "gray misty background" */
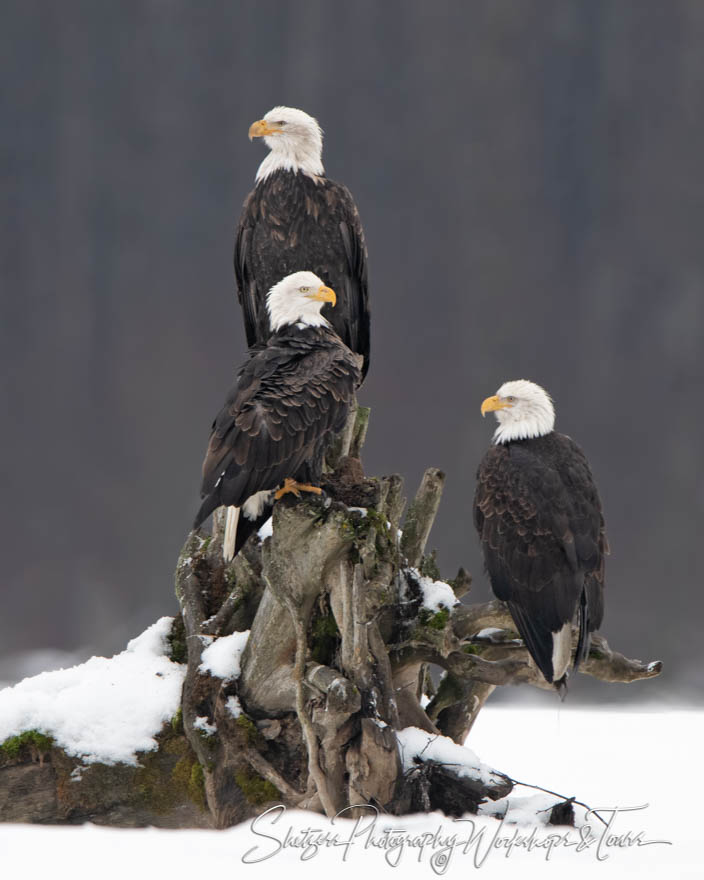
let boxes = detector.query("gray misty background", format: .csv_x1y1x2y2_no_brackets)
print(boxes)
1,1,702,704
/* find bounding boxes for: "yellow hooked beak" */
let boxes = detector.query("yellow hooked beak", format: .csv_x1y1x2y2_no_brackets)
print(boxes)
248,119,283,140
307,285,336,306
481,395,512,417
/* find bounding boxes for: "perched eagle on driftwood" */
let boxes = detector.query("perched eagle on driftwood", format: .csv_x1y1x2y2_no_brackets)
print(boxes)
194,271,361,560
235,106,370,380
474,380,607,693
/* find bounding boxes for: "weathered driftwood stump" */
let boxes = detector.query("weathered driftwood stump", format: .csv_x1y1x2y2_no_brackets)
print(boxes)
0,406,662,827
172,405,662,827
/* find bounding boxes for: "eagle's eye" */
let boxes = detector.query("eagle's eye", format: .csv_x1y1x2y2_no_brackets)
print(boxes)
299,286,310,292
506,396,515,403
276,120,286,126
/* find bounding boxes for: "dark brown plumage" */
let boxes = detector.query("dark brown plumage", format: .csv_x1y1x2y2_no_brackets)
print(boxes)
474,432,607,687
194,322,361,553
235,168,369,379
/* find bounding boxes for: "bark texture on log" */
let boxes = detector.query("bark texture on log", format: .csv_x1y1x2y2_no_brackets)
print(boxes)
0,723,213,828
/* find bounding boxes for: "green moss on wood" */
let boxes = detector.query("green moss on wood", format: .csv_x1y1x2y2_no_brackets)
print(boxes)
340,506,391,548
418,607,450,631
429,608,450,630
134,727,206,814
135,761,175,814
310,612,340,665
419,551,441,581
431,672,467,707
234,767,279,806
188,761,206,809
365,506,389,532
0,730,54,763
164,733,190,758
167,615,187,665
234,714,258,746
170,754,193,789
170,707,184,735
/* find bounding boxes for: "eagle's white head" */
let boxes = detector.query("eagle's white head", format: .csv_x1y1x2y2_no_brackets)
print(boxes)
266,271,336,332
249,106,324,182
481,379,555,444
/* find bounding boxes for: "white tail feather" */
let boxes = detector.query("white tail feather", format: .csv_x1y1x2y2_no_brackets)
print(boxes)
223,506,240,562
551,622,573,682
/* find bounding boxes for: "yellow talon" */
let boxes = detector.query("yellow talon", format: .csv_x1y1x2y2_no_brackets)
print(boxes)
274,478,323,501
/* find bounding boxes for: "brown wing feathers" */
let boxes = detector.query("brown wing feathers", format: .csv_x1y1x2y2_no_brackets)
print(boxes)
194,329,359,530
474,435,606,683
234,171,370,379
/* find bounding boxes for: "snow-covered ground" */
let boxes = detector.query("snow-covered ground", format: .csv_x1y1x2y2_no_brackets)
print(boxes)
1,705,700,879
0,618,185,765
0,622,700,878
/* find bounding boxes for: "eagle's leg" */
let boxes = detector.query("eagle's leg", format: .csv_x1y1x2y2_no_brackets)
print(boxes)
274,478,323,500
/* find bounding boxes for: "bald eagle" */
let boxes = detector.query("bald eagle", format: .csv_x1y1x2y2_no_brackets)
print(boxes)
194,271,361,560
474,380,607,692
235,106,370,380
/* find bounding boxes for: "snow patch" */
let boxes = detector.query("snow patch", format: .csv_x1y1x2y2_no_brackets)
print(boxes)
478,791,570,825
199,631,249,681
0,617,185,766
225,696,242,719
476,627,504,639
257,517,273,541
193,715,217,736
396,726,504,787
419,577,458,612
404,568,459,613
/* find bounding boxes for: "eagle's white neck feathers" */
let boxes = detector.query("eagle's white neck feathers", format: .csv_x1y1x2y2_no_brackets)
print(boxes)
491,379,555,444
255,107,324,182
